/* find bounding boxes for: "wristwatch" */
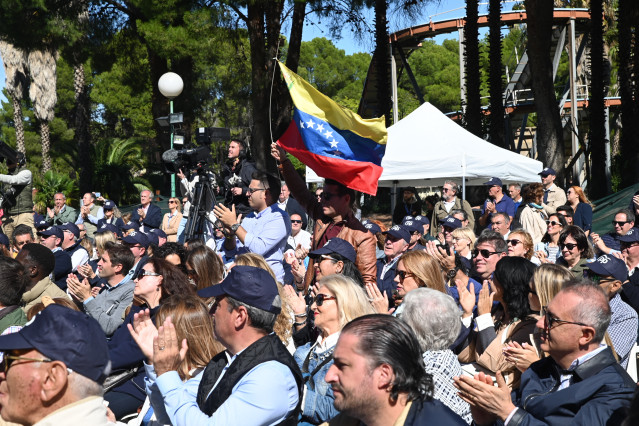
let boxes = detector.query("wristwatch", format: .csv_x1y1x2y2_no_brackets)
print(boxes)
230,223,240,234
446,267,459,281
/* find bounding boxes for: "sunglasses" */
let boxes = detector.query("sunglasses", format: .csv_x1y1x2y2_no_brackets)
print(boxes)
248,187,266,194
291,220,303,224
313,293,337,306
442,187,452,193
585,272,616,285
612,220,631,227
543,309,590,330
506,239,522,246
396,270,412,281
320,192,338,201
472,249,501,258
545,220,561,227
1,355,53,374
168,200,177,204
138,270,161,278
559,243,578,251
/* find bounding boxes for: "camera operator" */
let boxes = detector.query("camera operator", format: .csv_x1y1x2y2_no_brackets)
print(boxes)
219,139,256,216
0,152,35,240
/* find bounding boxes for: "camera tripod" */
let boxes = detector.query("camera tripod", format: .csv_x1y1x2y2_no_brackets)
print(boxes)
183,168,218,242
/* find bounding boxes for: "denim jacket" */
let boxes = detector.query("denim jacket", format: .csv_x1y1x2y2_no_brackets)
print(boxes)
293,338,340,425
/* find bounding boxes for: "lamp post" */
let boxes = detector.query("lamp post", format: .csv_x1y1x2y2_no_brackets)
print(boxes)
158,72,184,197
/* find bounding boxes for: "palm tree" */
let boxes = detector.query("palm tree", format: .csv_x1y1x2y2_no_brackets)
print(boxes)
374,0,391,127
0,41,28,153
488,0,506,148
92,137,151,205
464,0,482,137
27,48,58,172
524,0,564,180
588,0,608,198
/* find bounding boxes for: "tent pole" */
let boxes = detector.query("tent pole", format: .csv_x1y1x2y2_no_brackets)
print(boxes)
391,181,398,221
462,154,467,201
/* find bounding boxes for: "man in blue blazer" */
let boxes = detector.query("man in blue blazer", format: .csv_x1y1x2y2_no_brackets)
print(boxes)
130,189,162,231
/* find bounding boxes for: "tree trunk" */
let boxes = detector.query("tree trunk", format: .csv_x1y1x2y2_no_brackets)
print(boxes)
524,0,564,181
74,61,92,193
12,97,25,154
40,121,51,172
464,0,482,136
488,0,505,148
618,0,639,186
588,0,607,198
374,0,391,127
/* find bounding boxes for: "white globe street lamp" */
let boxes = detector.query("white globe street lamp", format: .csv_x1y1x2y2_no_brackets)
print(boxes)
158,72,184,197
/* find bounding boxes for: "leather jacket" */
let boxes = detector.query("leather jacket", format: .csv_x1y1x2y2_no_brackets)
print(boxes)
280,159,377,288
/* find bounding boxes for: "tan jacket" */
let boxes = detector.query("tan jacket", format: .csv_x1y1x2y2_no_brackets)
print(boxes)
519,205,548,245
161,211,183,242
280,160,377,288
21,277,69,314
459,316,537,390
430,197,475,236
541,183,567,215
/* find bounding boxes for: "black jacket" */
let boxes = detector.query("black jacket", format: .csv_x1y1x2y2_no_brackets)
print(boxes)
221,158,256,216
506,347,635,426
130,203,162,230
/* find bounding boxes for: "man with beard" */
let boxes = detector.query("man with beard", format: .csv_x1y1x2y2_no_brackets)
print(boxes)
323,314,465,425
219,140,256,216
430,180,474,238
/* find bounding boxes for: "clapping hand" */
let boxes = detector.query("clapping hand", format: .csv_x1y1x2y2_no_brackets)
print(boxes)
153,316,188,377
128,309,158,363
365,282,390,314
477,279,495,316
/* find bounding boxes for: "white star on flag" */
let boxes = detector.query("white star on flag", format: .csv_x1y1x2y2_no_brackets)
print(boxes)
316,123,325,132
299,120,305,129
324,130,333,139
306,118,315,129
329,140,339,148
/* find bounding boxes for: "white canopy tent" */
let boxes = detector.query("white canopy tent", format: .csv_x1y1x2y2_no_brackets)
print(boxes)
306,102,543,200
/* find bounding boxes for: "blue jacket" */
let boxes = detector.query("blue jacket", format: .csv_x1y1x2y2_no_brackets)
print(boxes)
130,203,162,230
506,347,635,426
107,305,159,402
293,341,339,425
52,249,73,290
376,257,399,308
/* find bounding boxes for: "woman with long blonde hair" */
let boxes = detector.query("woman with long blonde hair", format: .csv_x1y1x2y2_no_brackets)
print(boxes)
162,197,183,242
566,186,593,236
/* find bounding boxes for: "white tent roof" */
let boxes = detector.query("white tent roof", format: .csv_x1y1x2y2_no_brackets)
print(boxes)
306,102,543,188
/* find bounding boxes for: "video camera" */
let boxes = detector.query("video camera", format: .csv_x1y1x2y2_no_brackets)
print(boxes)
161,146,213,174
0,141,22,166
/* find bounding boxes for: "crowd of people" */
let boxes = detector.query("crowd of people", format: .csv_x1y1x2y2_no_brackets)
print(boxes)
0,141,638,425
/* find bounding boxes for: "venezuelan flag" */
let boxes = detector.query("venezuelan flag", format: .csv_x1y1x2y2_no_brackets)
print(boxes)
276,61,387,195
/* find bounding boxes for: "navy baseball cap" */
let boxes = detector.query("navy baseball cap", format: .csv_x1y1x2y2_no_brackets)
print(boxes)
144,231,159,246
587,254,628,282
198,265,281,314
441,216,463,230
402,215,414,223
99,223,122,238
0,304,111,384
383,225,411,244
35,219,49,231
413,215,430,226
122,231,149,247
309,237,357,263
103,200,116,210
619,227,639,243
363,221,382,235
483,177,503,187
59,222,80,239
0,233,9,249
121,222,140,232
38,226,63,239
150,228,167,239
402,219,423,235
538,167,556,177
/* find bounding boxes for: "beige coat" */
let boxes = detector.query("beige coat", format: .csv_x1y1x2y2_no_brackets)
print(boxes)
21,277,69,314
161,211,183,242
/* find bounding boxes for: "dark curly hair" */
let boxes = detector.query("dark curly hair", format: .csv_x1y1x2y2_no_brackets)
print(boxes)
144,257,195,302
342,314,433,403
493,257,535,320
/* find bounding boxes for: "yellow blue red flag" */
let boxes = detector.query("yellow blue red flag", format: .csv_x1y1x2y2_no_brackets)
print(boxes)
276,60,387,195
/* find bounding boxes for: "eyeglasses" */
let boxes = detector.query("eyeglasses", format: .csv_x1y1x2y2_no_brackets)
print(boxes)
612,220,631,227
543,308,591,330
506,239,522,246
1,355,53,374
313,293,337,306
559,243,578,251
546,220,561,227
442,187,452,193
320,192,339,201
586,273,616,285
138,270,161,278
396,270,412,282
621,242,639,250
248,187,266,194
472,249,501,258
291,220,303,224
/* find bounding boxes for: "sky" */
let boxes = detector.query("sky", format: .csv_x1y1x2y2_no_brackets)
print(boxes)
0,1,518,104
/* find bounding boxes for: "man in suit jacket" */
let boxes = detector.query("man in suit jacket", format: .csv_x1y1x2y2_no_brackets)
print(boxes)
130,189,162,231
277,182,308,229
